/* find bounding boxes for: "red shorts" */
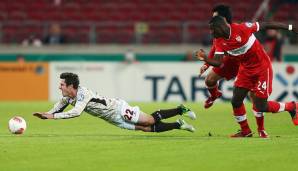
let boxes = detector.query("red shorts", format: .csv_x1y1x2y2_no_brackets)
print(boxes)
212,57,239,80
234,65,273,99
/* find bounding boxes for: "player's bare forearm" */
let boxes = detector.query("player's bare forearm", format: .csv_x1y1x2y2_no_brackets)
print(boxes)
33,112,54,119
204,59,222,67
204,54,223,67
259,22,298,34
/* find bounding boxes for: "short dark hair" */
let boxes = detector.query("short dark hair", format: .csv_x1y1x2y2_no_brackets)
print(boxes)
209,16,227,27
212,4,232,24
60,72,80,89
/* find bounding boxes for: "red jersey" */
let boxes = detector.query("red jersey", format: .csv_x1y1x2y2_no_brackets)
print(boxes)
214,22,271,74
208,43,216,60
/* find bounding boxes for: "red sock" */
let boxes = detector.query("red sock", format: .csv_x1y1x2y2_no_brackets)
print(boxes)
267,101,282,113
233,104,251,133
239,120,251,134
207,85,219,98
285,102,295,111
253,105,264,131
256,116,264,131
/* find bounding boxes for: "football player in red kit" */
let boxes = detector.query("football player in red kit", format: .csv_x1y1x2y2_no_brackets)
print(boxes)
200,5,240,109
196,16,298,137
201,4,267,138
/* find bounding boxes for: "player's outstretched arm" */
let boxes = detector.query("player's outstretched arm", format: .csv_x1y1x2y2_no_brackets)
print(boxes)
259,22,298,34
33,112,54,119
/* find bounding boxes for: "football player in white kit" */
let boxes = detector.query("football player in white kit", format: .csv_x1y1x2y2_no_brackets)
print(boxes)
33,72,196,133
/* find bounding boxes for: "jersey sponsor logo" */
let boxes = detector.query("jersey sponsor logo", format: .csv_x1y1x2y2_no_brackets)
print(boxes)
245,22,253,28
77,93,84,101
236,36,241,42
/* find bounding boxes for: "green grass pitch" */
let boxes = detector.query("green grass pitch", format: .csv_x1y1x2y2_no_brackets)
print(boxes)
0,102,297,171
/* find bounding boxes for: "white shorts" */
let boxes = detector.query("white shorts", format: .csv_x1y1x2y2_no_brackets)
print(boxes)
120,100,140,124
113,100,141,130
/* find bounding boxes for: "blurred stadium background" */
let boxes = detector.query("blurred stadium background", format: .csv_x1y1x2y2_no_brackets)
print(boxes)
0,0,297,102
0,0,298,171
0,0,297,44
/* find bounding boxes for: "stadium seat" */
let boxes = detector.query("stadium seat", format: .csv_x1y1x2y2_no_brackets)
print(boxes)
0,0,295,44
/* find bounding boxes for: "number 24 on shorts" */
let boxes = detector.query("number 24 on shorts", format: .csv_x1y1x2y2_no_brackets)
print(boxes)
257,81,267,91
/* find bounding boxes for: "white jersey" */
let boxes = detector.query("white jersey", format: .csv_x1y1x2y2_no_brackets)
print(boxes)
48,86,126,126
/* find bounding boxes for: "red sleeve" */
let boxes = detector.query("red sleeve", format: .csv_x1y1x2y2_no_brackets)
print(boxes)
208,43,216,59
239,22,259,33
214,39,224,55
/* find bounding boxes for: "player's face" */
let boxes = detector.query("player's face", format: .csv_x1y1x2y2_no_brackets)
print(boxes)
59,79,73,97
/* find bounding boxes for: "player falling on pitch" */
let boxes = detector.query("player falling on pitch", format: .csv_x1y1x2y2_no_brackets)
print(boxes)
33,72,196,133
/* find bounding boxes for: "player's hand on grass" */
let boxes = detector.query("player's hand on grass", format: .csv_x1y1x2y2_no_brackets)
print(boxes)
33,112,54,119
193,49,207,61
199,64,209,77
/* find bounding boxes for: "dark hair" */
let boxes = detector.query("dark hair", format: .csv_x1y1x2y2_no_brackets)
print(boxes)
60,72,80,89
212,4,232,24
209,16,227,27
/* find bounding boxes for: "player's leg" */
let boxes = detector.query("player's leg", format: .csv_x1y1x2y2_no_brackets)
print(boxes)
204,69,223,108
137,112,155,126
134,125,151,132
253,96,298,125
230,86,252,137
120,105,186,127
252,106,268,138
115,113,173,132
149,105,196,123
252,66,298,125
119,101,196,130
137,104,196,125
250,92,268,138
136,122,180,132
204,58,240,109
251,96,274,136
135,119,195,133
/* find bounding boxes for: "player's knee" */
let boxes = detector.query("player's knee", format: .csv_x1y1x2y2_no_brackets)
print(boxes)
205,76,217,87
254,102,268,112
151,110,161,123
231,99,242,108
142,116,155,126
146,117,155,125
